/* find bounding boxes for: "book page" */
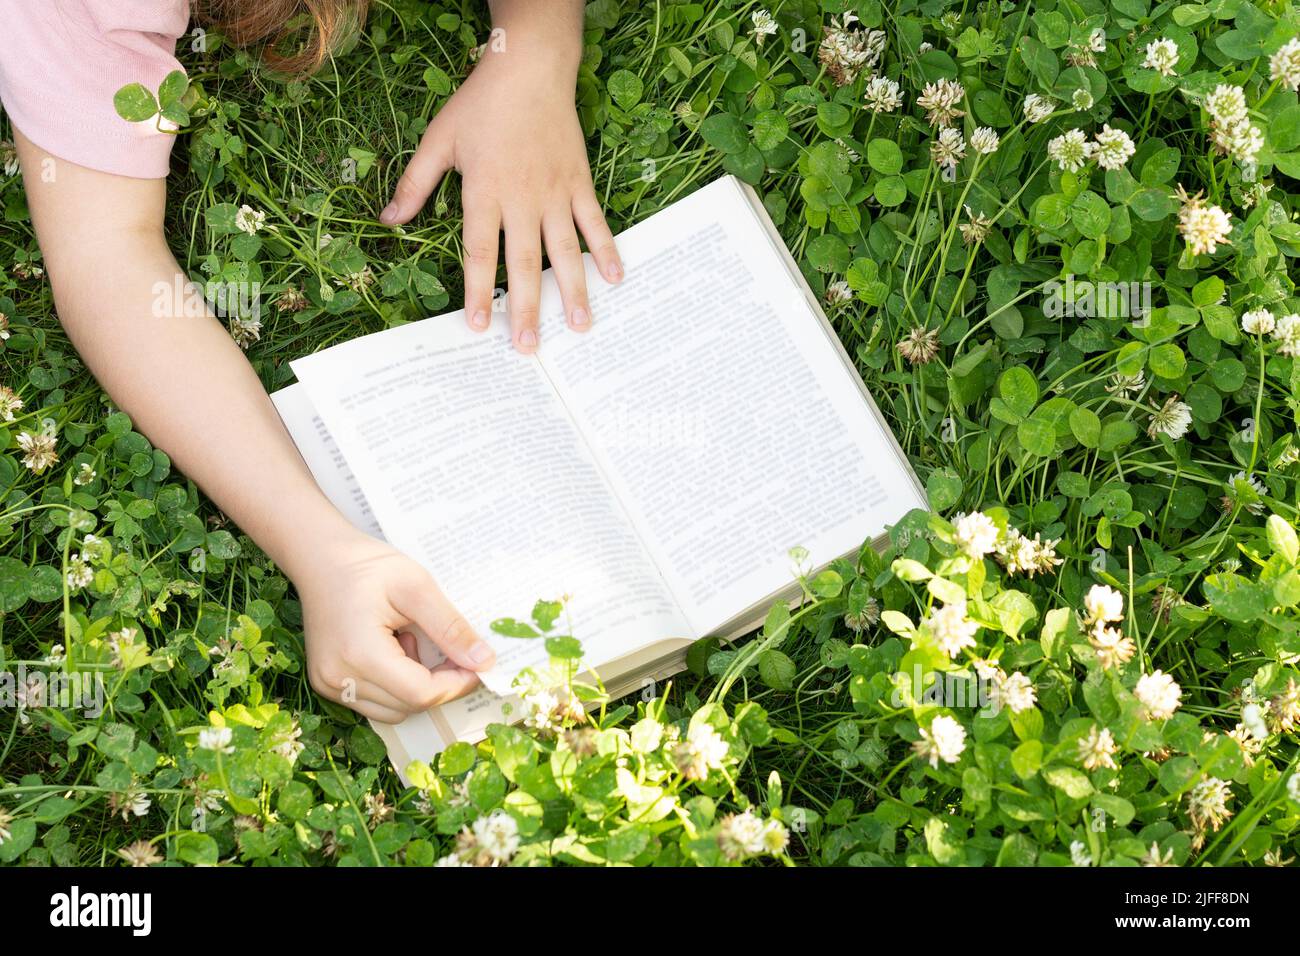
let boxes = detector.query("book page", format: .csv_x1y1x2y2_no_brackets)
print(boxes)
270,383,513,774
535,177,926,634
288,313,690,697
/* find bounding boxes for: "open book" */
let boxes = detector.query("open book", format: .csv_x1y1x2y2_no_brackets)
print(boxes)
272,175,925,782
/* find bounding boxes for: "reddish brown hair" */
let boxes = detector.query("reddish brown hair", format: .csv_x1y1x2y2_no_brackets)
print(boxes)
193,0,370,75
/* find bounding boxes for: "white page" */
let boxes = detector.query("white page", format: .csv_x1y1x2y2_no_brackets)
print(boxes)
289,313,690,696
535,176,926,634
270,383,513,774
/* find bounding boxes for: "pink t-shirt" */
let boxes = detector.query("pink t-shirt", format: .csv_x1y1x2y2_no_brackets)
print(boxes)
0,0,189,179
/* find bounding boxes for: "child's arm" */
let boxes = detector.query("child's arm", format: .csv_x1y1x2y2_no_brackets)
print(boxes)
15,129,495,722
380,0,622,354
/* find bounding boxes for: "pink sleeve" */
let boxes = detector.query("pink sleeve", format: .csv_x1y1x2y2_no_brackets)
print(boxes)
0,0,190,179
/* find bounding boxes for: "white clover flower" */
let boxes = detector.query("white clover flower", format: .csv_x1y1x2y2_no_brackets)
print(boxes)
969,127,1000,155
1089,625,1136,671
1241,180,1272,210
960,207,994,245
1135,670,1183,721
1092,125,1136,170
1023,93,1056,123
750,9,778,45
1241,701,1269,740
119,790,152,820
270,723,304,764
199,725,235,754
65,557,93,591
1212,117,1263,166
522,688,561,732
1078,725,1119,771
863,76,904,113
953,511,999,558
16,431,57,474
995,528,1063,577
992,671,1037,715
686,722,730,770
1204,84,1248,124
1143,38,1179,76
1148,395,1193,440
1242,308,1276,335
1047,128,1092,172
1142,842,1177,867
1227,470,1267,514
1106,369,1146,395
818,16,886,87
1269,37,1300,92
0,385,22,422
1273,314,1300,357
1071,88,1094,110
930,126,966,166
74,462,96,486
913,714,966,768
234,204,266,235
1083,584,1125,625
1187,777,1234,834
0,139,17,177
228,315,262,350
1225,723,1262,768
824,279,852,305
435,853,471,867
1176,188,1233,256
107,627,142,670
718,810,768,860
1087,27,1106,53
761,818,790,854
926,600,979,658
1070,840,1093,867
1287,773,1300,803
916,77,966,127
471,810,520,863
898,326,940,364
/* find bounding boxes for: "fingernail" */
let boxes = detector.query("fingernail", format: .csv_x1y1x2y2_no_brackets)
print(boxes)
571,307,590,330
468,642,494,666
605,260,624,282
379,202,397,224
518,328,538,350
470,310,489,330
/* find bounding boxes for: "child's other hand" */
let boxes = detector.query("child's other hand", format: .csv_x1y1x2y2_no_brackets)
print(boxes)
297,532,495,722
378,7,623,353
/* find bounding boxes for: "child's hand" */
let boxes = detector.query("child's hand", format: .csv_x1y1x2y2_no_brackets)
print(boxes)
297,531,496,723
379,3,623,354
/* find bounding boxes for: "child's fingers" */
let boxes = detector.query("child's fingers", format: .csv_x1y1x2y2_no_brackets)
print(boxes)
345,698,410,724
381,131,453,225
504,215,543,353
461,192,501,333
573,187,624,284
352,677,418,714
543,212,591,332
390,572,496,671
364,642,476,712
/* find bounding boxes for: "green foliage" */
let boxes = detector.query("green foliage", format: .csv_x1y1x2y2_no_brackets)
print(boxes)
3,0,1300,867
